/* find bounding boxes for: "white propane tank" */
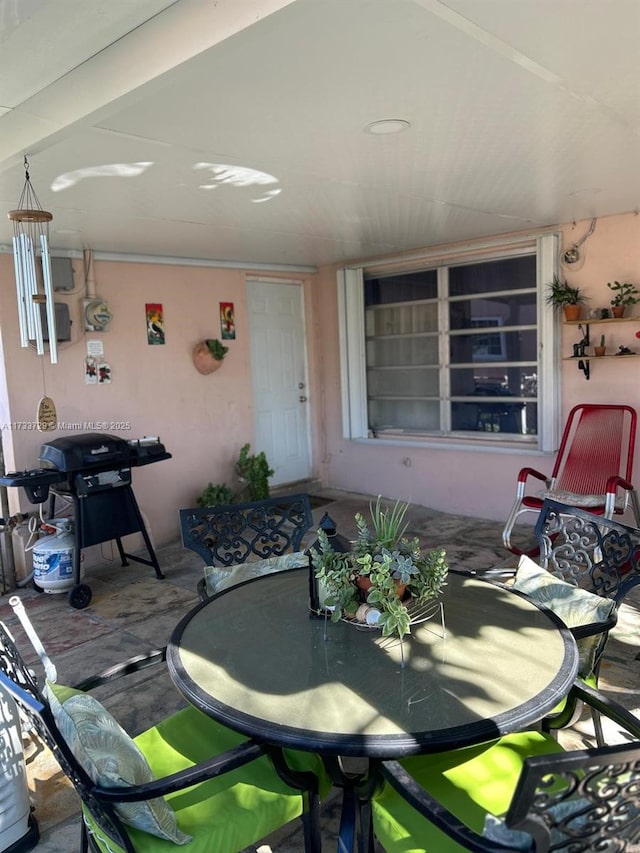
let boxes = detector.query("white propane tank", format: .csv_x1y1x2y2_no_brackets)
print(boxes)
0,684,38,852
32,520,75,594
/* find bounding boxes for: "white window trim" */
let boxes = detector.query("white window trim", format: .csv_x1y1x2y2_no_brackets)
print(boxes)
338,267,367,439
338,231,560,452
537,232,561,452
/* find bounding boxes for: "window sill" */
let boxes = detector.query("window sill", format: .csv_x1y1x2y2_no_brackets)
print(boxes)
353,433,544,455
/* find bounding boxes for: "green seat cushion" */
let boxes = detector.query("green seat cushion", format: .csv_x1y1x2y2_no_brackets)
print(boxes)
84,704,331,853
372,730,565,853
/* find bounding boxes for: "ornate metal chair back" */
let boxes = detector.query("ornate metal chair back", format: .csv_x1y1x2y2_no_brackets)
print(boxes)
534,498,640,604
180,493,313,567
507,738,640,850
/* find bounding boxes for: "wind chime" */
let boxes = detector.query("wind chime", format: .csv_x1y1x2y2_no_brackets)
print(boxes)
8,155,58,364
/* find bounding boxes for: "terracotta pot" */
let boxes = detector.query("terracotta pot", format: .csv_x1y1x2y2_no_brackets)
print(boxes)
357,576,408,599
563,304,581,321
594,346,606,357
612,306,625,318
394,580,408,600
193,342,224,375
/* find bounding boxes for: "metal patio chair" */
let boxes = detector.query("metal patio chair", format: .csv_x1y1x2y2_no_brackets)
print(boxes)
529,498,640,745
179,492,313,600
502,403,640,555
0,598,328,853
370,678,640,852
471,498,640,747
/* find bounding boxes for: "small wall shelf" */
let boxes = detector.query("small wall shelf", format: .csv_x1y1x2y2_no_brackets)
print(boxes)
563,353,638,360
564,316,638,326
564,316,640,380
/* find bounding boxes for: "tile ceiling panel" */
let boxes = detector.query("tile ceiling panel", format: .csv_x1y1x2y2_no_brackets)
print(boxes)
0,0,177,106
441,0,640,129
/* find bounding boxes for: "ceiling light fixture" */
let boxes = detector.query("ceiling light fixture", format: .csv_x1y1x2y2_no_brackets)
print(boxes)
8,156,58,363
364,119,411,135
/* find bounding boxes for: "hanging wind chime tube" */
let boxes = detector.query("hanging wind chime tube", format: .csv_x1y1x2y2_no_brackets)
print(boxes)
8,156,58,364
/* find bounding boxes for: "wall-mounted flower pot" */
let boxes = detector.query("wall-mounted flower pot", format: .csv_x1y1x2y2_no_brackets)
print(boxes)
193,342,224,374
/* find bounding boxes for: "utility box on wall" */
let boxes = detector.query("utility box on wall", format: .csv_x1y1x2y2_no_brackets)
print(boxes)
39,302,72,342
50,257,75,291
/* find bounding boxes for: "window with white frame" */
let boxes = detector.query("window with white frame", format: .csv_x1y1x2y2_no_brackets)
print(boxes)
338,233,560,451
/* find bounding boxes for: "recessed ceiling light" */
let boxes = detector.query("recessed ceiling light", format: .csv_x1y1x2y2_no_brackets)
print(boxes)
364,119,411,135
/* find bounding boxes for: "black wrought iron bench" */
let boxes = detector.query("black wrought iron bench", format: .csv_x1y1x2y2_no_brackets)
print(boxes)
179,493,314,600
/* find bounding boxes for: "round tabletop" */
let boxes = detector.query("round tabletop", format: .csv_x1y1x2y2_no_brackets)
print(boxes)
167,568,578,757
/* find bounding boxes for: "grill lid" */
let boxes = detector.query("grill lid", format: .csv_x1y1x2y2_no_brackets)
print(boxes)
39,433,133,472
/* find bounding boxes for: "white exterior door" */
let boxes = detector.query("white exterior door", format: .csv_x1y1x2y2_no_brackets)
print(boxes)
247,279,311,486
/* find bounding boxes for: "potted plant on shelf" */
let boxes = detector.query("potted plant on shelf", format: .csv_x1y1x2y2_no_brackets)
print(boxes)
193,338,229,374
311,497,449,640
607,281,640,318
594,335,606,357
545,275,588,321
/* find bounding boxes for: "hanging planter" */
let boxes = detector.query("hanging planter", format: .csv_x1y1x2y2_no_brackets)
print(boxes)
193,339,228,375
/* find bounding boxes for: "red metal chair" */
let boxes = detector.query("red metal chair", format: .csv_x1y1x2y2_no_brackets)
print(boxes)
502,404,640,554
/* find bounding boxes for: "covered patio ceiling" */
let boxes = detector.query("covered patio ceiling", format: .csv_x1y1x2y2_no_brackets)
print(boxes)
0,0,638,269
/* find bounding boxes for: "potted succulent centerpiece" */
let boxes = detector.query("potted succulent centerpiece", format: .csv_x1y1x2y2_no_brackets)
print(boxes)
607,281,640,318
312,497,448,640
545,276,587,321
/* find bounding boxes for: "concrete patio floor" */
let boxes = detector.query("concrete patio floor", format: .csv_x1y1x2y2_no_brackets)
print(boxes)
1,488,639,852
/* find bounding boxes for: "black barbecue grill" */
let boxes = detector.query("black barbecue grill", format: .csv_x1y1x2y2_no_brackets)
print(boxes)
0,433,171,608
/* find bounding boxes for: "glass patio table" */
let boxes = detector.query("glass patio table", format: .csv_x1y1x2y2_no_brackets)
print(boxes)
167,568,578,758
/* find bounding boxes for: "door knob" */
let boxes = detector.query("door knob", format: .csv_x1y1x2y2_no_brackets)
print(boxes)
299,395,308,402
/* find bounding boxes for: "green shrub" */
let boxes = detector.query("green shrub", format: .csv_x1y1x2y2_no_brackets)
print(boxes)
197,482,235,507
235,443,274,501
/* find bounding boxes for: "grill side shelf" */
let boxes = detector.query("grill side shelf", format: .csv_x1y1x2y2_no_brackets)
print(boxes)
131,450,172,466
0,470,66,487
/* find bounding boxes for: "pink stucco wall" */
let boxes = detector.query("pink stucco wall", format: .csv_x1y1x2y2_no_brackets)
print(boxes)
559,214,640,414
0,255,319,576
314,212,640,523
